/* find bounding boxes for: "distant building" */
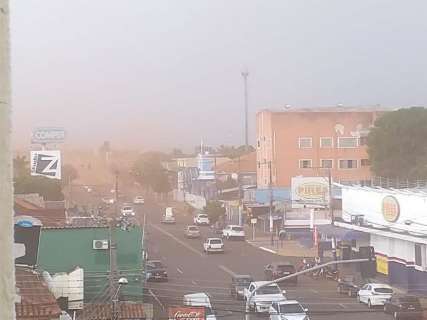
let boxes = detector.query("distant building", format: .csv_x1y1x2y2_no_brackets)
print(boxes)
256,107,387,188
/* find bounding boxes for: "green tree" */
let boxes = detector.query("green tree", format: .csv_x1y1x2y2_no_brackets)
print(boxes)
215,145,255,159
14,175,64,201
203,201,225,224
62,164,79,186
367,107,427,179
131,152,171,195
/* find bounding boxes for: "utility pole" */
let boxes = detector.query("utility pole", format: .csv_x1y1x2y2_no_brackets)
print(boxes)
269,161,274,245
0,1,16,319
110,170,119,316
241,70,249,149
328,168,333,222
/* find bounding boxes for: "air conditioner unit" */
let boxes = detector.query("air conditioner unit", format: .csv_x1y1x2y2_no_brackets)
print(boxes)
93,240,109,250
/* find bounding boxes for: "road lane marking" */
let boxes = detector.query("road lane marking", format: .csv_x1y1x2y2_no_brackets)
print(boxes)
192,280,198,285
259,246,277,254
149,223,205,257
309,289,319,294
218,265,237,277
149,289,165,310
339,303,347,309
176,267,184,274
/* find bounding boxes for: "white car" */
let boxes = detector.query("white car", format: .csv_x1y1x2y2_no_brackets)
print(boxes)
244,281,287,313
183,293,216,320
357,283,393,308
194,214,210,225
269,300,309,320
102,197,115,205
203,238,224,254
222,225,245,240
133,196,145,204
121,205,135,216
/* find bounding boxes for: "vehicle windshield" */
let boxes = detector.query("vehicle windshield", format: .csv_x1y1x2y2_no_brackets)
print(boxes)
188,226,199,231
198,214,208,218
231,226,243,232
276,265,295,272
122,206,132,211
257,286,281,295
235,278,252,285
210,239,222,244
149,261,164,268
279,303,305,314
374,288,393,294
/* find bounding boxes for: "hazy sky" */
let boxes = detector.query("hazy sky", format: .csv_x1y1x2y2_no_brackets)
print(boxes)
10,1,427,151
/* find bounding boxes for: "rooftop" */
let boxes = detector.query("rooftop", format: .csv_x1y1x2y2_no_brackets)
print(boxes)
82,303,146,320
261,105,397,114
15,266,62,320
14,198,66,227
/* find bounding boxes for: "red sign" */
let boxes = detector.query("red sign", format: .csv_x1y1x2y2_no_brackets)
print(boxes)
168,307,206,320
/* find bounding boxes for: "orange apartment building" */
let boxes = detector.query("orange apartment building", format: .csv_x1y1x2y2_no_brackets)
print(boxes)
256,107,387,188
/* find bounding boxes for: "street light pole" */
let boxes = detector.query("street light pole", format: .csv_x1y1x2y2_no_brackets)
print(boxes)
241,70,249,149
269,161,274,245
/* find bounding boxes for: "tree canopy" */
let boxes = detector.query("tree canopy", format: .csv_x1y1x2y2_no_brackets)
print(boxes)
367,107,427,179
131,152,171,194
203,200,225,224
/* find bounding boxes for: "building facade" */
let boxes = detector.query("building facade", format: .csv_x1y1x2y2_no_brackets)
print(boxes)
337,185,427,294
256,107,386,188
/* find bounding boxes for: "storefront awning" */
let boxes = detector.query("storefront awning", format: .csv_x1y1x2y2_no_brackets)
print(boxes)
317,224,367,240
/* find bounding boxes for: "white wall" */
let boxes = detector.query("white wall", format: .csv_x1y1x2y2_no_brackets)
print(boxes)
342,187,427,234
371,233,415,263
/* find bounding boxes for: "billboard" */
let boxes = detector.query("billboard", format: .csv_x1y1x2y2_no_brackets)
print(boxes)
291,177,330,208
168,307,205,320
30,150,61,179
31,127,66,144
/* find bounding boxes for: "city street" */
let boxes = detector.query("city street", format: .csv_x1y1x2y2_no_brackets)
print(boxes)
138,200,392,320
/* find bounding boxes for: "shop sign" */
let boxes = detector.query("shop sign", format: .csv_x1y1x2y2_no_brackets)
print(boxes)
382,196,400,222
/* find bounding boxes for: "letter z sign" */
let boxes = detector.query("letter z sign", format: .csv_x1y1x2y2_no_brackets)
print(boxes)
30,150,61,180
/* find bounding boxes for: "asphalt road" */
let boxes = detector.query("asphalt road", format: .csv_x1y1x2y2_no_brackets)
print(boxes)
137,200,393,320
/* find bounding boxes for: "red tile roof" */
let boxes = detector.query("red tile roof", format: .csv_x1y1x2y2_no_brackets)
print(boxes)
14,199,66,227
15,267,62,320
82,303,145,319
215,152,256,174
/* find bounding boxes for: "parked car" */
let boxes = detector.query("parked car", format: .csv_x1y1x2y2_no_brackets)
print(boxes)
383,295,422,320
222,225,245,240
185,225,201,238
203,238,224,254
243,281,287,314
230,275,253,300
269,300,309,320
133,196,145,204
194,213,210,225
101,197,115,205
121,205,135,217
357,283,393,308
264,262,297,285
161,207,176,224
337,275,360,297
145,260,168,281
183,293,216,320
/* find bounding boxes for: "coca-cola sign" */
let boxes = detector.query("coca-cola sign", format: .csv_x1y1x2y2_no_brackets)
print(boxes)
168,307,205,320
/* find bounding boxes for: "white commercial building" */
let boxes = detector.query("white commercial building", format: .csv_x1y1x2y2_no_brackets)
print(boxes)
337,185,427,293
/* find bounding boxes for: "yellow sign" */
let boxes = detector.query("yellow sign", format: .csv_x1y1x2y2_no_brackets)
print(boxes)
376,255,388,275
297,182,328,200
382,196,400,222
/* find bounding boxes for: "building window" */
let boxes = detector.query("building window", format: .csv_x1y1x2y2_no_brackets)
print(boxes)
299,159,312,169
298,137,312,149
321,159,333,169
337,137,359,148
257,140,260,148
415,243,426,269
339,159,358,169
361,159,371,166
359,136,368,146
320,137,333,148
